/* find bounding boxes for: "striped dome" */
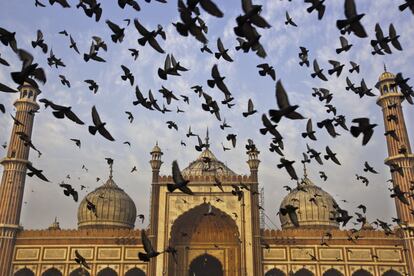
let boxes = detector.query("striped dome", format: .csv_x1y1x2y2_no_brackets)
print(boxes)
181,148,236,177
77,175,136,230
279,176,339,229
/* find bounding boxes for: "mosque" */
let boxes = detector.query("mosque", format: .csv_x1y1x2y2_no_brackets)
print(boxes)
0,70,413,276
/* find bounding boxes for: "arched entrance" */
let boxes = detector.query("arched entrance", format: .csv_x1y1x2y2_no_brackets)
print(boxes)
97,268,117,276
70,268,91,276
383,270,402,276
265,268,285,276
352,269,372,276
14,268,35,276
42,268,62,276
189,253,223,276
323,269,343,276
125,268,146,276
169,203,241,276
295,268,314,276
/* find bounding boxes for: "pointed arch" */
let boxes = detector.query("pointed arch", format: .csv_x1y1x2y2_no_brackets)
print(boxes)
383,270,402,276
14,268,35,276
265,268,286,276
42,268,62,276
170,202,240,244
125,267,146,276
189,253,223,276
323,268,343,276
168,203,240,275
352,269,372,276
97,267,117,276
69,267,91,276
295,268,314,276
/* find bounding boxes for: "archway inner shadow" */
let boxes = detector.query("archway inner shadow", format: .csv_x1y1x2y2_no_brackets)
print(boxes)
169,203,241,275
42,268,62,276
188,254,223,276
14,268,35,276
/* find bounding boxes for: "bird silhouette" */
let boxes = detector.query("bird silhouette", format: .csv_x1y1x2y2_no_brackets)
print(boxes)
88,106,115,141
167,161,193,195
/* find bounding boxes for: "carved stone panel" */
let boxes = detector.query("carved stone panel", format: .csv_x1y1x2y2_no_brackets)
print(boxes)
291,247,314,260
347,248,371,261
263,248,286,260
376,249,401,261
319,248,342,260
70,247,94,259
97,247,121,260
125,247,141,260
43,247,67,260
15,248,40,260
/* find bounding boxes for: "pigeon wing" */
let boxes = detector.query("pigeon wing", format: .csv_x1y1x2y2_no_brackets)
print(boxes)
275,80,291,109
172,160,185,184
91,106,102,126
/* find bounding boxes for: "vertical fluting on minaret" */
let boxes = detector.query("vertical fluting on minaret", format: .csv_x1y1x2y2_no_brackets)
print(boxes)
246,143,263,276
0,82,40,276
148,142,163,276
376,69,414,273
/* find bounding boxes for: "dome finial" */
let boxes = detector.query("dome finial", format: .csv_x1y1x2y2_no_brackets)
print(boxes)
109,161,113,179
105,158,114,179
303,162,308,178
384,63,387,72
205,127,210,149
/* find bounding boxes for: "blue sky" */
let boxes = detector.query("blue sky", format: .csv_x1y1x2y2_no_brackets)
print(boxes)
0,0,413,230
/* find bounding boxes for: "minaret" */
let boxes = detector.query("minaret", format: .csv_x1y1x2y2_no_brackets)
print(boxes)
246,141,263,276
0,82,40,275
376,68,414,273
148,142,163,276
247,141,260,181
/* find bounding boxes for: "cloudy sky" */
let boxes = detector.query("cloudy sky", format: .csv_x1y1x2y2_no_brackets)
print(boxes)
0,0,413,230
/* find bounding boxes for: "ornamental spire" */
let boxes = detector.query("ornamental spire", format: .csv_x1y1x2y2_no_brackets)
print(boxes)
109,163,113,179
303,162,308,178
109,161,113,179
205,127,210,149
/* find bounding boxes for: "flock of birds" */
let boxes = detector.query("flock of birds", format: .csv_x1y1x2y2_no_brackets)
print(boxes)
1,0,414,271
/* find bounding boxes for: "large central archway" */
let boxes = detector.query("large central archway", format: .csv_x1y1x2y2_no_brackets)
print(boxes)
189,253,223,276
168,203,241,276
